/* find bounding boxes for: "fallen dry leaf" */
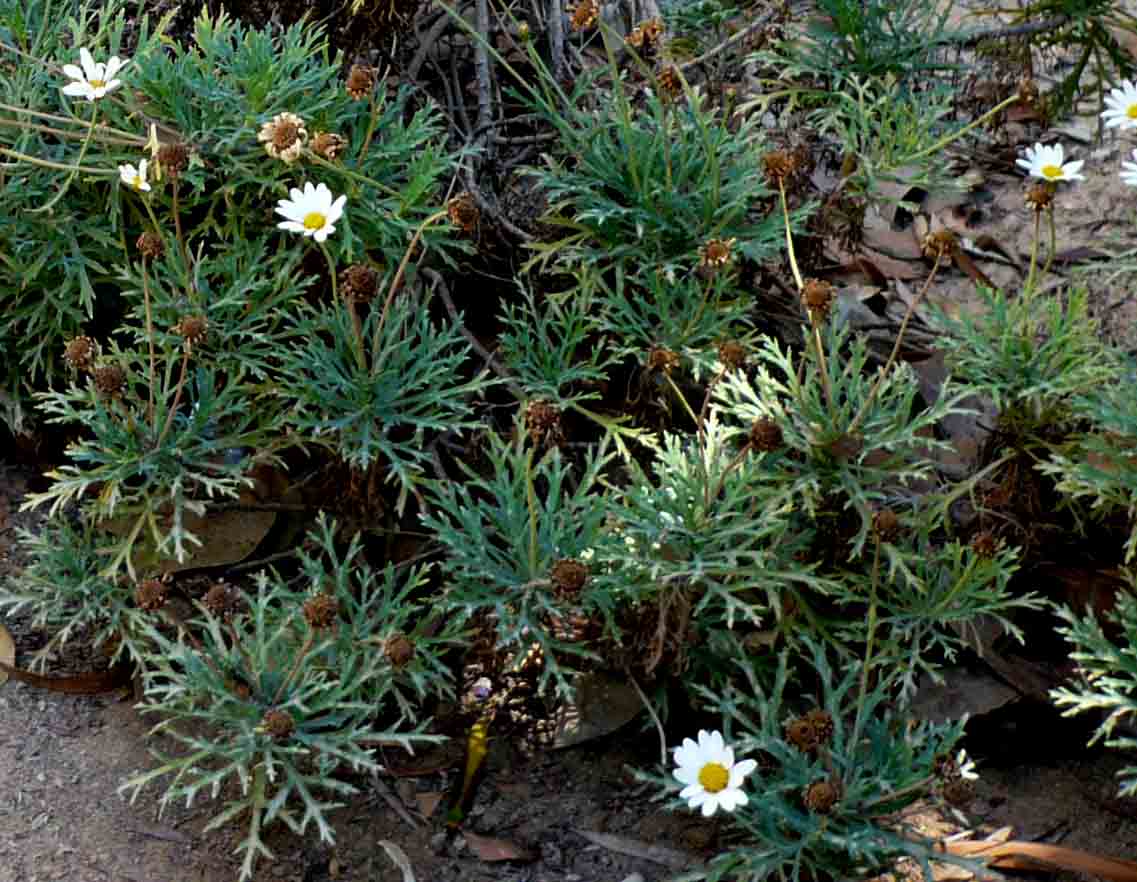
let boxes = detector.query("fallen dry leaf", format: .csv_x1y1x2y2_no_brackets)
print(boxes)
0,620,14,687
573,830,693,869
551,671,644,748
461,830,535,863
378,840,417,882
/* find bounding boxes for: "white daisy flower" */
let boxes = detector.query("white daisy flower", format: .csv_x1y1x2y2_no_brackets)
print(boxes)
672,729,756,817
1015,142,1085,183
61,47,127,101
1121,149,1137,187
274,182,347,243
956,749,978,781
118,159,151,192
1102,80,1137,130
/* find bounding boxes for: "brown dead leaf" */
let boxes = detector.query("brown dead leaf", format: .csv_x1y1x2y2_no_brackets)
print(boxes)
573,830,693,869
461,831,535,863
551,672,644,748
0,621,14,687
943,834,1137,882
415,791,444,818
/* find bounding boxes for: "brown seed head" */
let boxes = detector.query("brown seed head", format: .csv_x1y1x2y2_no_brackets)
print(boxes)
303,592,339,630
801,278,835,319
646,345,681,374
341,263,380,303
1024,181,1056,213
92,364,126,398
625,26,646,48
971,530,1000,559
657,64,682,99
261,708,295,741
384,633,416,667
641,18,665,44
717,340,747,370
699,237,737,270
174,314,209,347
346,64,376,100
1018,77,1039,109
921,229,958,260
749,417,784,453
447,191,480,234
762,149,796,187
803,777,842,814
941,775,975,809
525,399,564,445
136,232,165,260
803,708,834,745
257,112,308,164
311,131,347,161
569,0,599,31
64,336,100,373
872,508,902,544
550,558,589,597
786,716,820,753
134,578,168,612
157,142,188,178
203,581,242,620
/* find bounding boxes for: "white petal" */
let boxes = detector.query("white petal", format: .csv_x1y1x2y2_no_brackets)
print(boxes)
1062,160,1085,179
277,220,306,233
62,63,84,81
61,82,92,97
700,795,719,817
104,79,122,95
79,48,97,80
721,746,735,769
706,731,724,755
729,759,757,787
674,766,698,785
717,788,748,812
105,56,126,79
678,782,704,799
313,225,331,242
327,194,347,223
673,738,698,767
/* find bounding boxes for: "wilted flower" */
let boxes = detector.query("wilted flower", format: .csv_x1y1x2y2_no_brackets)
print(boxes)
156,141,189,179
311,131,347,161
63,336,100,372
1016,142,1084,183
61,48,127,101
569,0,599,31
699,237,737,270
447,191,480,234
340,263,379,303
345,63,376,99
384,634,416,667
173,314,209,348
1102,79,1137,130
258,111,308,164
119,160,151,192
801,278,835,319
259,708,295,741
1024,182,1056,212
92,364,125,398
672,729,757,817
275,182,347,243
657,64,682,100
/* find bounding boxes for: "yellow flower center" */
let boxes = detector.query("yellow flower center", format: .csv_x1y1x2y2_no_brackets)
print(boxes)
1040,164,1063,180
303,212,327,230
89,79,105,89
132,174,144,190
698,762,730,793
1128,104,1137,119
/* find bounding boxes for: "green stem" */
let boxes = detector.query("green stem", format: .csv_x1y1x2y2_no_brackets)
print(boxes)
157,346,191,446
31,102,99,214
307,150,400,197
0,100,143,141
0,116,140,145
779,179,804,292
525,445,539,578
1024,209,1042,297
0,145,108,174
141,259,157,429
1039,205,1057,285
909,92,1020,163
359,90,380,162
850,536,882,753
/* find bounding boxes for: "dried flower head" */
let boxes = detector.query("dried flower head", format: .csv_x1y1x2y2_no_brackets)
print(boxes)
569,0,599,31
717,340,746,370
550,559,589,597
303,592,339,630
762,149,796,187
156,141,188,178
384,634,416,667
970,530,1000,559
136,231,164,259
92,363,126,398
174,314,208,348
260,708,295,741
346,63,376,99
1024,181,1056,213
872,508,902,544
341,263,380,303
748,418,784,453
134,578,168,612
525,399,564,445
657,64,682,100
64,336,100,372
921,229,958,260
1017,77,1039,109
626,25,647,49
800,278,835,320
941,775,975,808
646,345,681,374
311,131,348,161
803,708,834,745
786,716,821,753
447,191,480,234
803,777,842,814
203,581,242,620
258,112,308,164
641,18,665,44
699,237,737,270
